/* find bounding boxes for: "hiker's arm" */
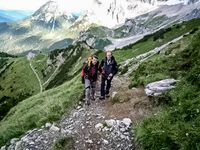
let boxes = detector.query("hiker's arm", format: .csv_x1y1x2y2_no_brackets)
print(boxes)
98,60,104,73
112,60,118,76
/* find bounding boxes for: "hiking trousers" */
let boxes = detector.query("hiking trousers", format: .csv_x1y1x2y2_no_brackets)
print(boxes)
84,78,96,104
100,76,113,97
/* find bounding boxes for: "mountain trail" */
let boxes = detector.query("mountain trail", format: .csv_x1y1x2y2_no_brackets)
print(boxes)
29,61,43,93
5,75,155,150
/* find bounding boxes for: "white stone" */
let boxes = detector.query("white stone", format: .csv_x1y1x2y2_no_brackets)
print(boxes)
15,141,22,150
97,115,105,119
61,129,67,134
145,79,177,96
120,135,126,139
123,132,129,136
76,106,81,110
73,112,79,118
86,140,93,144
63,129,72,135
50,125,60,132
103,139,109,145
122,118,132,128
45,123,52,128
79,108,85,112
112,91,118,99
87,117,91,121
1,146,6,150
29,141,34,145
95,123,104,131
10,138,19,144
105,119,116,127
120,127,126,132
102,127,109,132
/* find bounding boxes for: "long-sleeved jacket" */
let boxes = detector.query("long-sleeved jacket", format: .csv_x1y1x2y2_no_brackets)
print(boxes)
82,62,99,82
99,56,118,78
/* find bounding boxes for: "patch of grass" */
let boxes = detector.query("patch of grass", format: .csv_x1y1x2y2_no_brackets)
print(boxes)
111,95,120,104
87,26,113,38
93,38,112,50
134,32,200,149
30,53,48,84
0,75,83,147
0,52,16,58
119,65,129,75
111,89,132,104
52,136,75,150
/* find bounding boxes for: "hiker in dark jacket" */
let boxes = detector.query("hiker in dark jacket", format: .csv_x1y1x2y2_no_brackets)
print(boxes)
99,51,118,100
82,55,99,105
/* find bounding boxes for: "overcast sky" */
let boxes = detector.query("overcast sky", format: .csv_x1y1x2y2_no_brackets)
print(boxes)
0,0,94,12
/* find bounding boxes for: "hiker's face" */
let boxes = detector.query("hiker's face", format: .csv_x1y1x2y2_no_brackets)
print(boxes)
88,57,92,62
106,52,112,60
92,58,97,65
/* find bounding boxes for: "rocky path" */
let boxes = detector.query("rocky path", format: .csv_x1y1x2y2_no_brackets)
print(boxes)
2,76,153,150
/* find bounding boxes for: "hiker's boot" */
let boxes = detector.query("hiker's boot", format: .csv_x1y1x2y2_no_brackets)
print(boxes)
85,100,91,106
105,94,110,98
99,96,105,100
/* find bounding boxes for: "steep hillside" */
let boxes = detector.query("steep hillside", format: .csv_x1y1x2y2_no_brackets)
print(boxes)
0,56,41,120
133,31,200,150
0,75,83,147
0,42,92,121
0,43,93,146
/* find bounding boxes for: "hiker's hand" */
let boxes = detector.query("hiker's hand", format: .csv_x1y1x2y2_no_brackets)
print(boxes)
85,75,88,79
109,73,113,77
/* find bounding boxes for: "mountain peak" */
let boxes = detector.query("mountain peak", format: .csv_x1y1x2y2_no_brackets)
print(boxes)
24,0,78,32
31,0,74,23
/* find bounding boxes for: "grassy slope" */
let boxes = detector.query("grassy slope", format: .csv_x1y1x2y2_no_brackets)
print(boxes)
0,75,83,146
132,31,200,149
0,57,40,119
96,18,200,149
129,32,193,87
0,44,91,146
45,44,91,89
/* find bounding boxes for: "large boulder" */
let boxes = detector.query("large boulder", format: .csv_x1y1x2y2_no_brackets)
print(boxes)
145,79,177,97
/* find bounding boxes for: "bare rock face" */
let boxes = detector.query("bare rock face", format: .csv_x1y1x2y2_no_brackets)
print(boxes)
145,79,178,96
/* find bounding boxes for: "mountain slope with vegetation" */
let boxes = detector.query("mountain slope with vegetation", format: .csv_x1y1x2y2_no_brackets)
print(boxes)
0,18,200,149
0,43,93,146
0,56,41,120
131,27,200,149
0,75,83,146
